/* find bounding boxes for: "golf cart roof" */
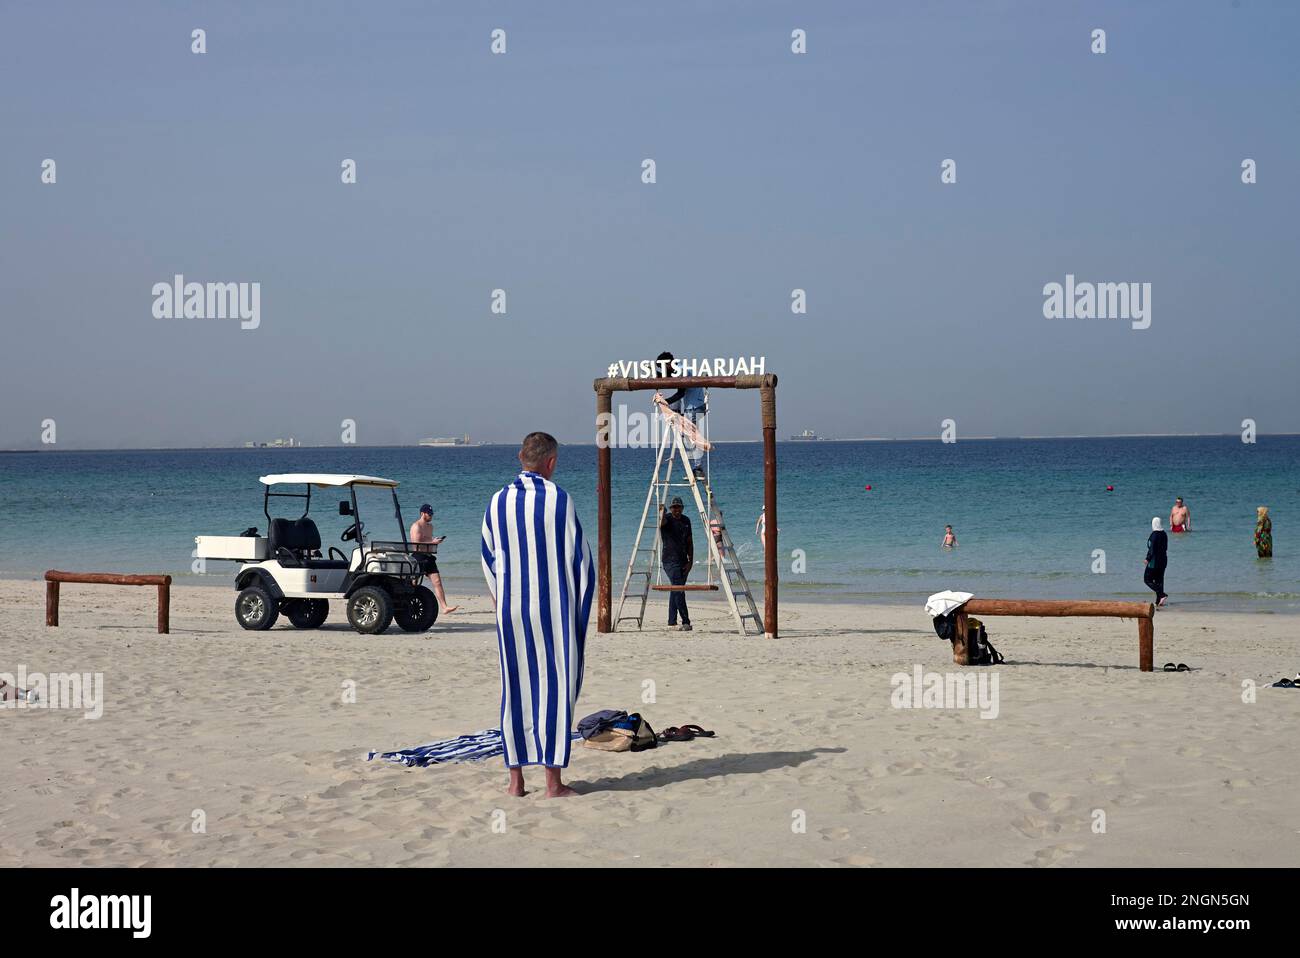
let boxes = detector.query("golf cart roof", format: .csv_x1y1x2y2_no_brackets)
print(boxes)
259,474,399,488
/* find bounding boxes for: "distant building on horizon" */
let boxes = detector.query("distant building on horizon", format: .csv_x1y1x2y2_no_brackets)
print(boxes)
419,434,471,447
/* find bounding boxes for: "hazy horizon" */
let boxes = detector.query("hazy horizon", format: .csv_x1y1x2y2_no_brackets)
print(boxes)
3,1,1297,450
7,431,1300,453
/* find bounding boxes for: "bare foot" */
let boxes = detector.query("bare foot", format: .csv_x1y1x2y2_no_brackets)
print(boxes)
546,784,579,798
506,768,525,797
442,605,460,614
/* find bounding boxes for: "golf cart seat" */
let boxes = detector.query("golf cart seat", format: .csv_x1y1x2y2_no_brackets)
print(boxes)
268,518,350,570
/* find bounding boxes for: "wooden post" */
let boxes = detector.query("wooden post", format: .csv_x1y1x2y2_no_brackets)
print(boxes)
960,598,1156,671
952,610,970,665
158,580,171,634
964,598,1153,618
1138,616,1154,673
760,382,778,639
46,579,59,627
44,571,173,634
596,388,613,633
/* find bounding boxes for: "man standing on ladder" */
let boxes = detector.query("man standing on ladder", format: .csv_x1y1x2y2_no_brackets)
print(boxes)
656,351,708,479
659,497,694,631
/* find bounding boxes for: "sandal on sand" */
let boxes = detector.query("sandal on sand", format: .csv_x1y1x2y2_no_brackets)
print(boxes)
1271,678,1298,688
657,727,695,742
679,724,715,738
1162,662,1191,672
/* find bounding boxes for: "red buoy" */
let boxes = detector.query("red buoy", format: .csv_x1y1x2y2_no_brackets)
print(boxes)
864,484,872,490
1106,485,1114,492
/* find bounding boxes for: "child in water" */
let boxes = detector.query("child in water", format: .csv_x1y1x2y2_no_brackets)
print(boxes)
942,525,957,549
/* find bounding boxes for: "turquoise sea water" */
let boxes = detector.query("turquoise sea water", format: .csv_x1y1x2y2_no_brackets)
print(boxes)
2,437,1296,612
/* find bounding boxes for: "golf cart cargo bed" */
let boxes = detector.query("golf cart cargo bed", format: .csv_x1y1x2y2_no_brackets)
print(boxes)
195,535,268,561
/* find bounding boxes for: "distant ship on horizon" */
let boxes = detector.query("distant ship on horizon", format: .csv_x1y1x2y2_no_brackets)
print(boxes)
419,434,471,447
790,429,824,441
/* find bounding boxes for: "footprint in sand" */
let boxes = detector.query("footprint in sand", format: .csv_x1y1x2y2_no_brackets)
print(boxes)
632,804,671,824
1011,814,1062,839
1112,792,1147,807
882,761,926,776
1028,791,1078,814
320,780,364,800
830,852,878,867
818,826,851,841
1087,771,1123,786
1027,842,1085,867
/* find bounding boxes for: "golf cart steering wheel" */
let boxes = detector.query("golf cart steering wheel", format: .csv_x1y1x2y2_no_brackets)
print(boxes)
341,521,364,542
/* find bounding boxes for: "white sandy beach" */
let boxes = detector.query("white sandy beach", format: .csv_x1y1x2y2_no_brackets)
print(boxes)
2,579,1296,868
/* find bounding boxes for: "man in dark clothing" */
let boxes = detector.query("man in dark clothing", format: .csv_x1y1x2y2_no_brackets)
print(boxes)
1144,516,1169,607
659,497,694,631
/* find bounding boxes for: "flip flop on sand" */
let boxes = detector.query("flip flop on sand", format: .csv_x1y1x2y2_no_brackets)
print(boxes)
679,724,715,738
1271,678,1298,688
1162,662,1191,672
657,727,695,742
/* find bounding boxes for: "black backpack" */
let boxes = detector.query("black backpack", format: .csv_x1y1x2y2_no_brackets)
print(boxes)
965,617,1004,666
933,612,1004,665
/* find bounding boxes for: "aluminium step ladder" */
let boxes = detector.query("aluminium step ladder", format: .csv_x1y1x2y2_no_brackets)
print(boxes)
614,400,762,636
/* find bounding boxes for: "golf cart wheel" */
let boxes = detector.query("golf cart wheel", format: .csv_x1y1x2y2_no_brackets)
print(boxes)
394,586,439,633
235,585,279,631
285,599,329,629
347,586,393,635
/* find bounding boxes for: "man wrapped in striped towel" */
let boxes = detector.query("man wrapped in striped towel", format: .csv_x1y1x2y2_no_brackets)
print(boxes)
481,432,594,798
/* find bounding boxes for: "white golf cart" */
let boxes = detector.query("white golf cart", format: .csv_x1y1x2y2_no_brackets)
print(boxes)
195,474,438,635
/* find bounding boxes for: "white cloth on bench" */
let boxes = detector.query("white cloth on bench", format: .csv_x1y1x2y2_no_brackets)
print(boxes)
925,590,974,618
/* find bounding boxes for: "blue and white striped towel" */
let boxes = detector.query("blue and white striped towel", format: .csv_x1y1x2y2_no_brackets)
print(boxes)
367,729,583,767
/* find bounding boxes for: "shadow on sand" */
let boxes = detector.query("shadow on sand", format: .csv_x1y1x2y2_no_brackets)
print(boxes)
575,747,846,793
996,659,1141,670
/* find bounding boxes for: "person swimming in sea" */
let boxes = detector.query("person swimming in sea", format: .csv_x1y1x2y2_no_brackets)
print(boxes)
942,525,957,549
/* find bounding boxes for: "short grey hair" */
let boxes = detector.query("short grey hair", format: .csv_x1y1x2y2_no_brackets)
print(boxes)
519,431,558,468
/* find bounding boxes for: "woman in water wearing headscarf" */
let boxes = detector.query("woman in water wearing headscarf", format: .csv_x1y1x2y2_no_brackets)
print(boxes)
1255,506,1273,558
1144,517,1169,607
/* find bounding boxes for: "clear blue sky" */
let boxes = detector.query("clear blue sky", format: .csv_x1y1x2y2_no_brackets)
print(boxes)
2,0,1297,448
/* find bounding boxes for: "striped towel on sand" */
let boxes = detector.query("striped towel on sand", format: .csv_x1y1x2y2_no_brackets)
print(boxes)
367,729,582,767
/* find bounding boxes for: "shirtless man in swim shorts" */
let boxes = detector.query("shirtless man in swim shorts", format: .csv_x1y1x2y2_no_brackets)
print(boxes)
410,503,458,613
1169,497,1191,533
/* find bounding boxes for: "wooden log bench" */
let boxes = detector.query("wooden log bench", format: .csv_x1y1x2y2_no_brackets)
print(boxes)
44,570,172,634
953,598,1155,672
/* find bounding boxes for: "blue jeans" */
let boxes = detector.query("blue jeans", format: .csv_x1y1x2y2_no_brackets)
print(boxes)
663,559,690,625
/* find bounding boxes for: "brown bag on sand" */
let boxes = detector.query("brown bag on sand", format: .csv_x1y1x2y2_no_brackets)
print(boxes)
581,715,657,752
